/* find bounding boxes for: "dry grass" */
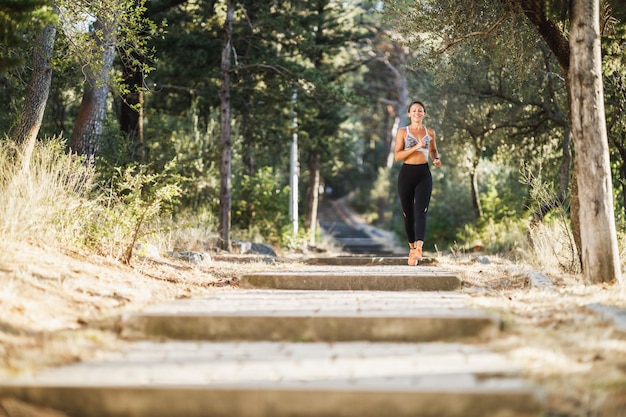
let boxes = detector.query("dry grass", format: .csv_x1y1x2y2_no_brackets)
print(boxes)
438,254,626,417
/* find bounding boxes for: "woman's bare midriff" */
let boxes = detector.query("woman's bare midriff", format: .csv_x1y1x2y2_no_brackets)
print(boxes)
403,153,429,165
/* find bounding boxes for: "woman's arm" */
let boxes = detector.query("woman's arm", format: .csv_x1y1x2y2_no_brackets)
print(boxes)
429,129,441,167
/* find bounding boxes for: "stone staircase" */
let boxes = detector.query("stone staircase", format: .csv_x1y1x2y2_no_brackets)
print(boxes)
0,261,544,417
318,198,404,257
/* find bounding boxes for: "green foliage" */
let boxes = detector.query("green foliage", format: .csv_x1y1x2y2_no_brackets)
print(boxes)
478,162,525,221
383,0,537,81
0,0,56,72
91,160,183,263
605,70,626,222
457,217,527,255
602,1,626,76
146,0,222,114
56,0,156,73
232,166,290,246
616,218,626,273
279,222,312,252
98,107,222,215
424,170,475,247
144,109,222,211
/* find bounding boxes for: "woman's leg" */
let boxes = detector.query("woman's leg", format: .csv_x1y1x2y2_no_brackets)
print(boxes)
398,164,428,265
397,165,417,244
413,167,433,247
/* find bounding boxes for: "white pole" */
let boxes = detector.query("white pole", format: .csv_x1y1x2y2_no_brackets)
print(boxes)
290,90,298,235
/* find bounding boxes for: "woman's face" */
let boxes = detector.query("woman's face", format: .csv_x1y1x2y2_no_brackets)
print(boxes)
408,103,425,120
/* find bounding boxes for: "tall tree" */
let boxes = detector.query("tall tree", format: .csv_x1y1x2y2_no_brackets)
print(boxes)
218,0,234,250
69,11,117,160
12,13,57,169
224,0,375,243
569,0,620,284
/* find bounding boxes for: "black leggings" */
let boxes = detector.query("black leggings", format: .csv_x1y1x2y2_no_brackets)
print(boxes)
397,163,432,243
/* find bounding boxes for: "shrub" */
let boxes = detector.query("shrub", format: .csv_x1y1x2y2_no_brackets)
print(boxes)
232,166,290,246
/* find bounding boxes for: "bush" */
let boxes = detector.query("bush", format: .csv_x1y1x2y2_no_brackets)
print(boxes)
92,160,183,263
232,166,290,246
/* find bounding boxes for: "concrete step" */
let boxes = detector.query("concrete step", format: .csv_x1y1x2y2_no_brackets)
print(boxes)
120,290,499,342
305,256,436,266
0,341,543,417
239,266,460,291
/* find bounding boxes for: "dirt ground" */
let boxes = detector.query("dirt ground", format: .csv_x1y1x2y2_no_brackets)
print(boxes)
0,242,625,417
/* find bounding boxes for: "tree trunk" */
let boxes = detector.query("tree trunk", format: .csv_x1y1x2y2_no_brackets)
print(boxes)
469,167,483,219
469,148,483,219
13,20,56,170
569,0,621,284
69,15,117,161
305,153,321,245
218,0,234,251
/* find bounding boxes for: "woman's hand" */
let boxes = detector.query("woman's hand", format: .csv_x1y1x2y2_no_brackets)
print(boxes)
433,157,441,168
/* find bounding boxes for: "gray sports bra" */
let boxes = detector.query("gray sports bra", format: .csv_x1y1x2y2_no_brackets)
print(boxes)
404,126,430,154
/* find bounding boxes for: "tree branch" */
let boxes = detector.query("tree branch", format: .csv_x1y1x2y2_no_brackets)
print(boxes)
434,12,509,55
230,63,294,77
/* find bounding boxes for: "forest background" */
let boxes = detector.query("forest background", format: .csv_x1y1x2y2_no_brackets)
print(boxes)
1,0,626,282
